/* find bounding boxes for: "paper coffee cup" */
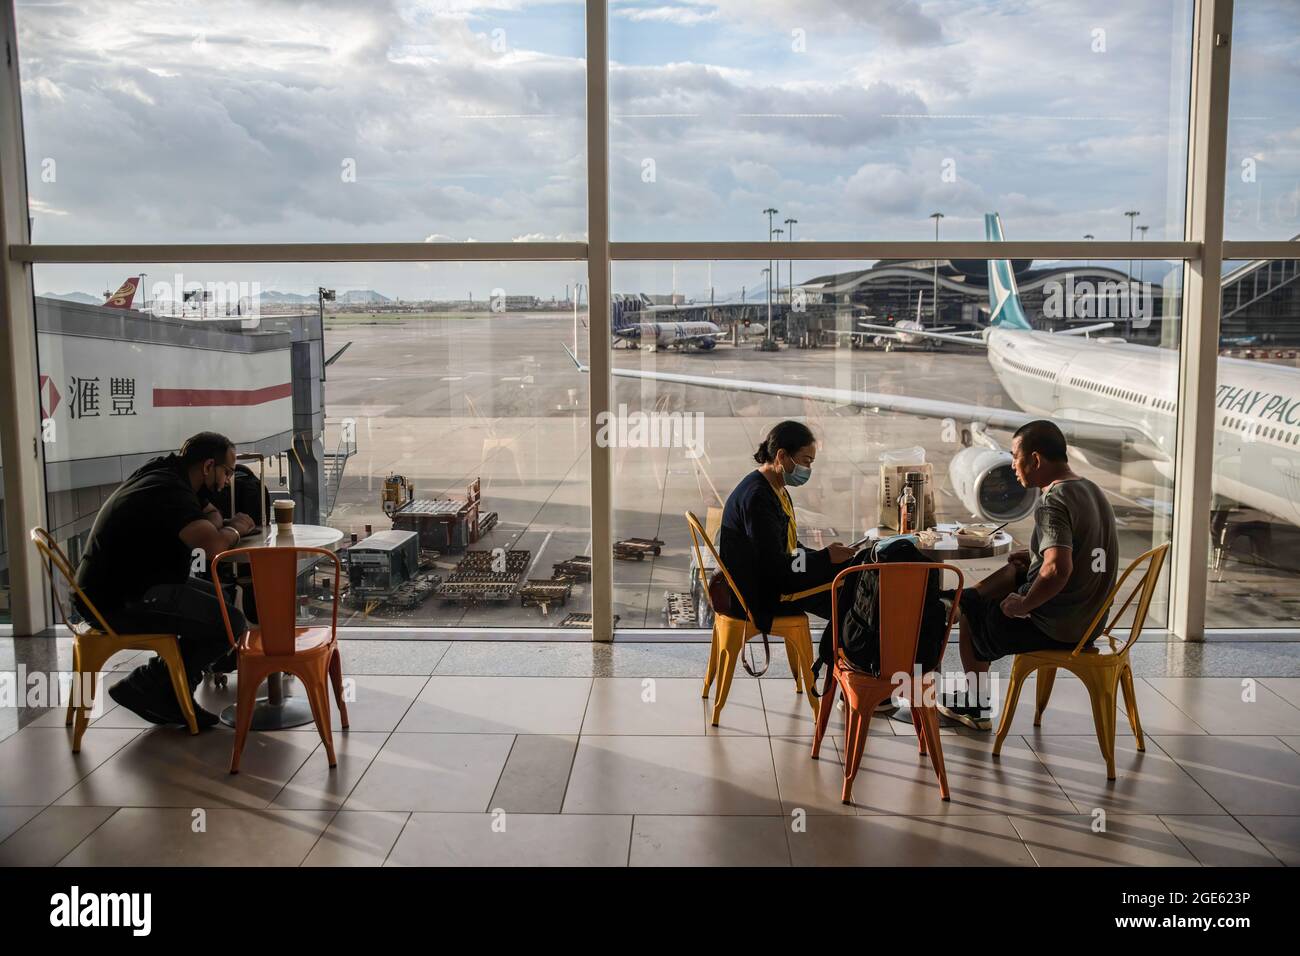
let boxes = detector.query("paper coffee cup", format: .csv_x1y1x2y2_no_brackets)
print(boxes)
273,499,295,530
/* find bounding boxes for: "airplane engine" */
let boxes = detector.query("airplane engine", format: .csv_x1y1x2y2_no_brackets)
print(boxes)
697,338,716,350
948,446,1038,523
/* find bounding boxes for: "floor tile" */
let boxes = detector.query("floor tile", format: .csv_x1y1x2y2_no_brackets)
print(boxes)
1235,816,1300,866
333,640,451,676
1261,678,1300,711
1280,736,1300,756
302,811,410,867
0,806,118,866
1145,677,1300,735
1158,815,1281,866
771,735,854,815
563,735,781,815
0,806,43,843
58,808,333,866
270,731,389,811
0,726,141,806
386,812,632,866
1008,814,1199,866
788,814,1035,866
1025,735,1222,815
343,733,514,812
55,726,319,808
630,815,791,866
594,642,713,678
759,680,892,739
1152,734,1300,815
582,676,752,735
489,735,577,813
842,733,1074,816
398,676,590,734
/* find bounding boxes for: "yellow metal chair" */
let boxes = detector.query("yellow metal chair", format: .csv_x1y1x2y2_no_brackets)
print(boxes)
31,528,198,751
686,511,819,727
992,542,1169,779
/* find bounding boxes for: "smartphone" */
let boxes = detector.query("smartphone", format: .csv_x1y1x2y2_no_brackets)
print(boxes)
846,532,877,551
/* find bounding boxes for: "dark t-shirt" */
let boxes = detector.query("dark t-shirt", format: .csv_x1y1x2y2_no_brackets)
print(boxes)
75,455,207,614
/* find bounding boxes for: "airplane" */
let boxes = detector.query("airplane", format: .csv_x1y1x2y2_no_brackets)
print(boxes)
566,212,1300,530
613,320,726,351
855,291,985,351
102,276,140,310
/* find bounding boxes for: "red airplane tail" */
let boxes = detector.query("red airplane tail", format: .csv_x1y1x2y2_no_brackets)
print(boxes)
103,276,140,309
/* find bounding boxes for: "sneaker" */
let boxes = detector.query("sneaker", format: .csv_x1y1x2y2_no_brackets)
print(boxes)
108,677,220,729
936,701,992,731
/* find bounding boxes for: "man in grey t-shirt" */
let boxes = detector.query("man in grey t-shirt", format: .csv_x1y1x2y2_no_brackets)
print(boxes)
938,420,1119,731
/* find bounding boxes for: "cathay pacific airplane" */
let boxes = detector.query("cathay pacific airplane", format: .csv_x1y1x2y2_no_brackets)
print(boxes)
567,213,1300,529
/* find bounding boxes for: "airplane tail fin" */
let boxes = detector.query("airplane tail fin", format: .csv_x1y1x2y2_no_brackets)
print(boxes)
984,214,1032,330
103,276,140,310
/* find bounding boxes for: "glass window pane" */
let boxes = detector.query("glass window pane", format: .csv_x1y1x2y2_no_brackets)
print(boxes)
610,0,1193,241
1225,0,1300,240
609,253,1181,633
1206,259,1300,628
17,2,586,243
33,262,591,630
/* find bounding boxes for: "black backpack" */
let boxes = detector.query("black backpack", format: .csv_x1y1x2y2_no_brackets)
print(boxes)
813,538,949,693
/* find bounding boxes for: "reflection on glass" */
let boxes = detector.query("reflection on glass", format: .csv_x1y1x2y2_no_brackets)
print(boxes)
17,2,586,243
33,262,591,629
1206,260,1300,628
610,242,1180,629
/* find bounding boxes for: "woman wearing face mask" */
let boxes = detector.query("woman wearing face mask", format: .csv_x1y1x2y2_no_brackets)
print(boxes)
717,420,857,637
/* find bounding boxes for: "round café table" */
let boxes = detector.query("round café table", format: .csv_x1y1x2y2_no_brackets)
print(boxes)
218,523,345,731
856,527,1015,728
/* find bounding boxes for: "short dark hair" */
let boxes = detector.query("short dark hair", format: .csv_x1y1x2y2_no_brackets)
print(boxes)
178,431,235,468
754,420,816,465
1013,419,1068,463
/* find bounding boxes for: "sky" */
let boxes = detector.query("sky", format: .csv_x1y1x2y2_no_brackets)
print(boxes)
15,0,1300,301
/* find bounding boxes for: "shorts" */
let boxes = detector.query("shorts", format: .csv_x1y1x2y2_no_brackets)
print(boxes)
958,570,1090,662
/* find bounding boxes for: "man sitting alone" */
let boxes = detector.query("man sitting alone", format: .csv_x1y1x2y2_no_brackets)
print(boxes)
76,431,255,727
938,419,1119,730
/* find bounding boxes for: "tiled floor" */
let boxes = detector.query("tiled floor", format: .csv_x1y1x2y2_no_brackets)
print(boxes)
1,637,1298,866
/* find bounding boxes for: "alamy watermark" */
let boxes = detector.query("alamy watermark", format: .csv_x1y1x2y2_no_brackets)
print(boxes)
1042,274,1154,328
594,403,705,458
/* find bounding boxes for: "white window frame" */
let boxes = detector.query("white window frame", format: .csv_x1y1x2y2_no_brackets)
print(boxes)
5,0,1294,642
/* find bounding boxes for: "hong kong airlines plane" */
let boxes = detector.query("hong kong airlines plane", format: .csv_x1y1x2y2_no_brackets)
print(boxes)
567,213,1300,527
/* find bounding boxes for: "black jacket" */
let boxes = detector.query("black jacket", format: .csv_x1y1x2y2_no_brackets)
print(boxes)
718,469,833,633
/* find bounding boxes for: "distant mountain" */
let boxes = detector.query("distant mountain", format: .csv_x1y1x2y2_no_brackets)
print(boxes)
337,289,391,304
256,291,316,304
45,291,100,305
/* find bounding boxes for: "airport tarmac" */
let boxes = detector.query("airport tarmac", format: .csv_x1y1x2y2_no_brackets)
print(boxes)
321,312,1299,632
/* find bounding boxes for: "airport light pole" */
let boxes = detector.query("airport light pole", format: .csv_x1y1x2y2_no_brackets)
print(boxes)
763,207,778,343
929,212,944,327
771,227,783,297
318,287,335,382
1124,210,1140,291
1137,224,1149,286
784,218,797,307
1083,234,1094,269
761,266,772,340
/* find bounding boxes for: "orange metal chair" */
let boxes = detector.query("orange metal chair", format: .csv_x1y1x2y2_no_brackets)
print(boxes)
811,561,963,805
30,527,198,751
211,546,348,773
993,543,1169,780
686,511,819,727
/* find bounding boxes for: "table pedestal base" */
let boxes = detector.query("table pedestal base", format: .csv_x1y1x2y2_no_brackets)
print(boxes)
220,696,316,730
218,674,316,730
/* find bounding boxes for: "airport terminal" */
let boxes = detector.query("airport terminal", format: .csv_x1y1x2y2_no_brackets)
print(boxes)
0,0,1298,907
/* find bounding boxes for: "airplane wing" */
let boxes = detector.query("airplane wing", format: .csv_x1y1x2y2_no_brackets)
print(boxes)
562,342,1159,453
856,323,989,348
1056,322,1115,337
